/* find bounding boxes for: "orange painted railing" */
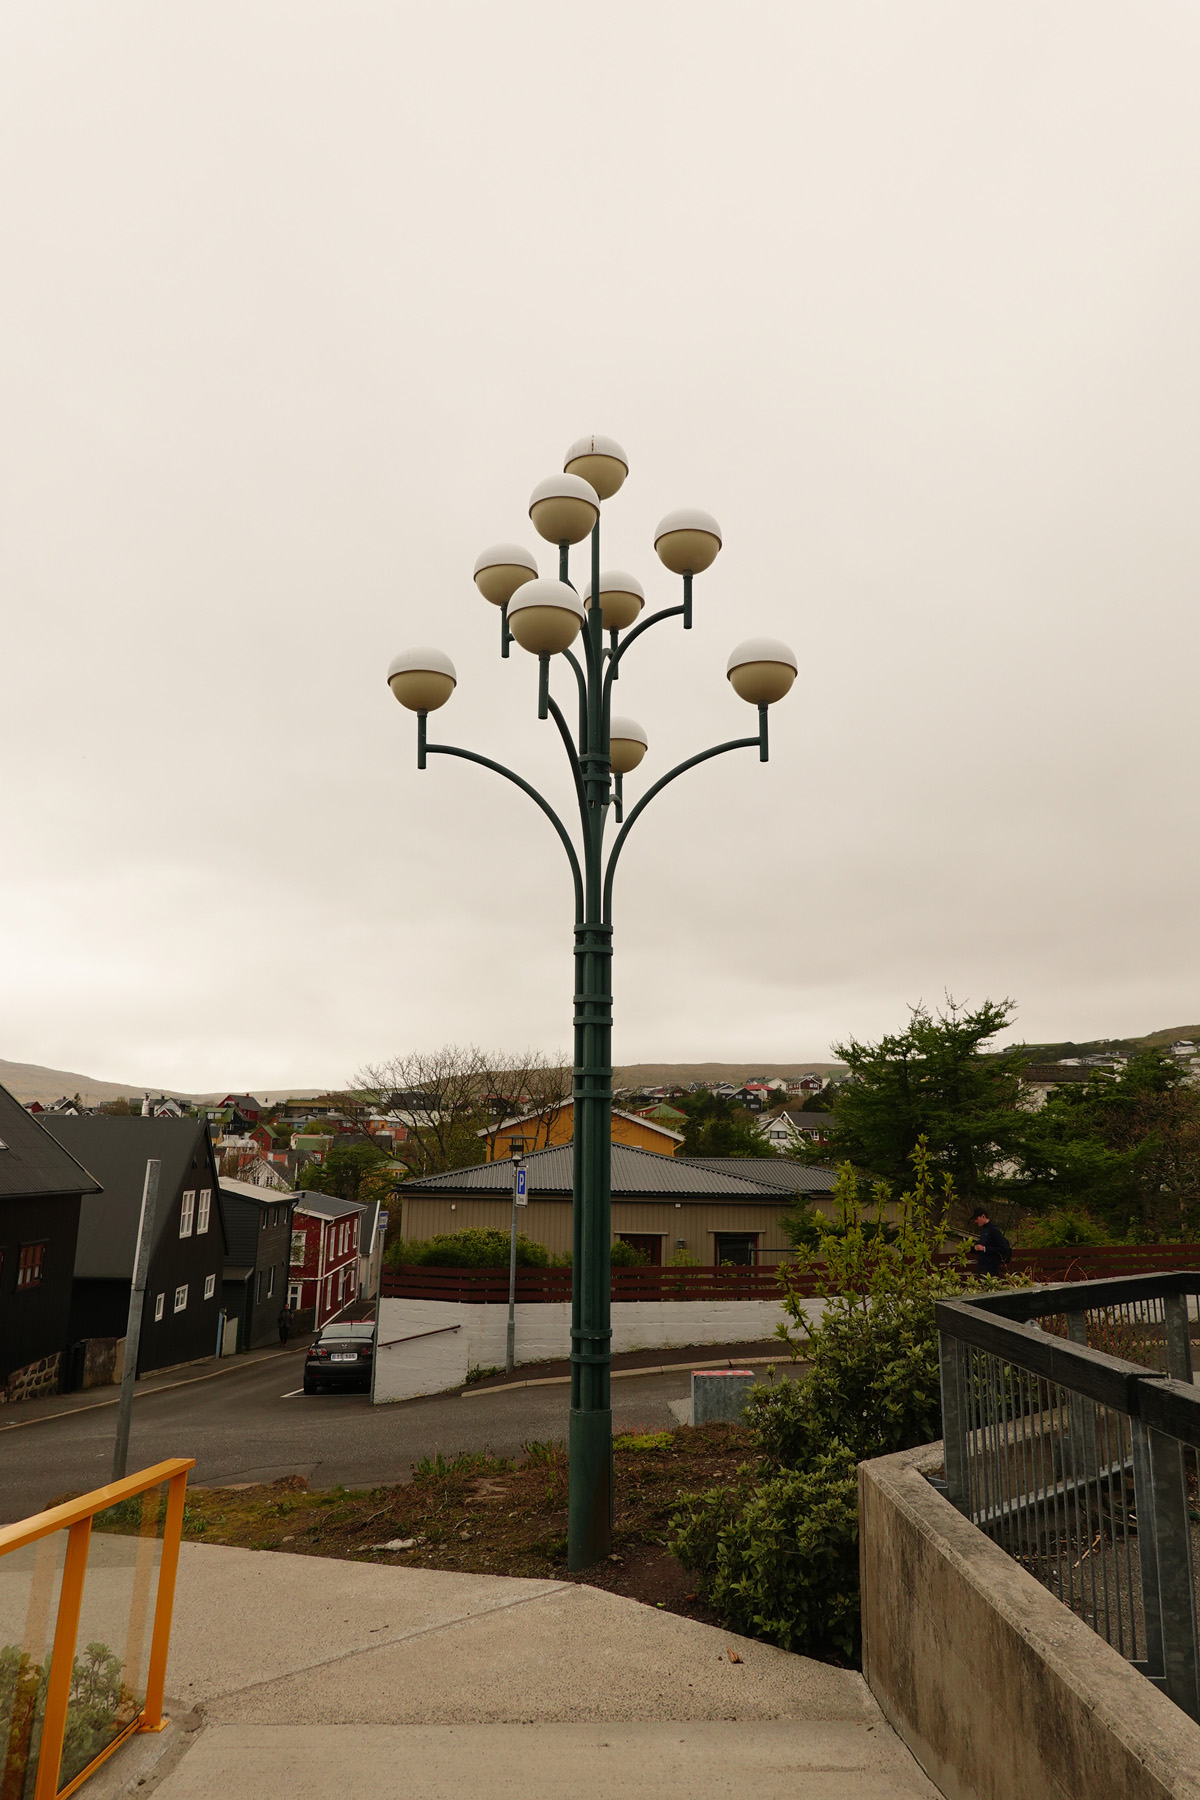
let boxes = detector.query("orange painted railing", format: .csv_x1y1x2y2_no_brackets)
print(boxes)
0,1457,193,1800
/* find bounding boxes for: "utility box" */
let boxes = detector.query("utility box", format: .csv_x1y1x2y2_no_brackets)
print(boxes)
691,1368,756,1425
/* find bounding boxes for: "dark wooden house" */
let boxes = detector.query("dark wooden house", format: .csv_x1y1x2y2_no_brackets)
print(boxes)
217,1178,297,1350
40,1115,228,1375
0,1083,100,1401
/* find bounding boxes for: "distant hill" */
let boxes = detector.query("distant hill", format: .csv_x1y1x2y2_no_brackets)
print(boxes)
0,1058,330,1108
615,1062,847,1088
1006,1024,1200,1063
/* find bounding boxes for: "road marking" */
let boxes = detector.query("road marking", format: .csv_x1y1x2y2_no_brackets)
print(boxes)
281,1389,305,1399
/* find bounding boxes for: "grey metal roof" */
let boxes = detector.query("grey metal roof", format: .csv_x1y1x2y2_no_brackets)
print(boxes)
0,1083,101,1199
39,1115,223,1279
293,1190,364,1221
676,1156,836,1195
402,1142,810,1199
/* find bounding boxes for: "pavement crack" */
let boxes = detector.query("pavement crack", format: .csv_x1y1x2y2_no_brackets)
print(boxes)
205,1583,569,1703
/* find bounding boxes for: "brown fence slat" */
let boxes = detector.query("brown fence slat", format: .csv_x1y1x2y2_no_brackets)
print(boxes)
380,1243,1200,1304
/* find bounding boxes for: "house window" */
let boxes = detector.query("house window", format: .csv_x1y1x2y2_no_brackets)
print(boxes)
714,1232,758,1267
179,1191,195,1238
288,1283,301,1309
261,1210,267,1231
154,1293,164,1321
290,1230,305,1265
197,1190,211,1235
204,1273,216,1300
16,1243,46,1288
256,1269,265,1304
267,1264,275,1298
173,1284,188,1312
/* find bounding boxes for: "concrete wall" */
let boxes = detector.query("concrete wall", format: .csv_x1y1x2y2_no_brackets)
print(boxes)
859,1440,1200,1800
373,1295,817,1403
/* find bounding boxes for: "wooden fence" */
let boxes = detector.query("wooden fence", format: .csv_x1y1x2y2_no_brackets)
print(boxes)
380,1243,1200,1304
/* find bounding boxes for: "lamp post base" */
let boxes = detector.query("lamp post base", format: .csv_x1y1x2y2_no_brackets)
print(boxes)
567,1405,613,1570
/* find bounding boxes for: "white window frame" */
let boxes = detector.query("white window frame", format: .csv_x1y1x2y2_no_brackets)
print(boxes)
204,1273,216,1300
173,1284,188,1313
288,1282,301,1309
196,1189,211,1235
179,1191,195,1238
267,1264,275,1298
290,1229,305,1266
154,1293,165,1321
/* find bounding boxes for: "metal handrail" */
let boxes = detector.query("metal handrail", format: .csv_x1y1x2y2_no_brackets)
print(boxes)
1,1457,193,1800
937,1272,1200,1720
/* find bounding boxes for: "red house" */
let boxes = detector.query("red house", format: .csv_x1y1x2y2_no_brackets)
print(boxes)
287,1192,364,1330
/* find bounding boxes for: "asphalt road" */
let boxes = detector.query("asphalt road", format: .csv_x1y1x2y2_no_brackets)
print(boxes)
0,1348,694,1523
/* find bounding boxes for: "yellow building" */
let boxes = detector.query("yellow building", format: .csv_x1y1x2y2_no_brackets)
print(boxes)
481,1100,682,1161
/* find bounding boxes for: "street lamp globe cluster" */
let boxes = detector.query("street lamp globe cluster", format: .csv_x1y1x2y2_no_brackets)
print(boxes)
387,434,796,1570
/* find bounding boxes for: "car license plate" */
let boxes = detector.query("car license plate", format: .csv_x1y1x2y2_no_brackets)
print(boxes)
331,1353,357,1362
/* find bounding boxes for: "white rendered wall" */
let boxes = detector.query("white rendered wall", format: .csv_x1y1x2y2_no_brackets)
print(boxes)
372,1296,823,1404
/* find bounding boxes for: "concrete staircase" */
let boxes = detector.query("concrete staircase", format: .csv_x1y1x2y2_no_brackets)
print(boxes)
99,1543,942,1799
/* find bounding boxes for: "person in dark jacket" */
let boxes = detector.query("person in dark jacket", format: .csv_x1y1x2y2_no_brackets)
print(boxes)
971,1208,1011,1277
277,1303,293,1345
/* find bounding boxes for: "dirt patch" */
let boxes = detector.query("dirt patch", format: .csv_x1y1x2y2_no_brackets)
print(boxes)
173,1423,750,1621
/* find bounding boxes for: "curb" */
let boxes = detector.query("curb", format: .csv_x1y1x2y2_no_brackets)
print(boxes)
459,1352,804,1398
0,1345,309,1434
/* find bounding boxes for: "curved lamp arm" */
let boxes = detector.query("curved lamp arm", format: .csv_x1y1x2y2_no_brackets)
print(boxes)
418,718,584,922
602,709,767,924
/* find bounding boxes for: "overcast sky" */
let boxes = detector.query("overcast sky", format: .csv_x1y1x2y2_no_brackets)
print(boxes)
2,2,1199,1092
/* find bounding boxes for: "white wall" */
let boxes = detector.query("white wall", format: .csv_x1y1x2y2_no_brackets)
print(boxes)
372,1295,822,1404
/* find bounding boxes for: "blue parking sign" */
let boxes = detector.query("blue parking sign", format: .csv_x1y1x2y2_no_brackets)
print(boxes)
515,1167,527,1205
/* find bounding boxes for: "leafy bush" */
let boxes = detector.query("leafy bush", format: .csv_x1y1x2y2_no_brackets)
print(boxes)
609,1239,649,1267
673,1448,860,1661
672,1140,982,1663
1017,1208,1111,1248
391,1228,550,1268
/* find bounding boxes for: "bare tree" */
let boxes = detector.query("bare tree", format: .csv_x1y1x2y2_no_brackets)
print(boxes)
477,1050,573,1160
353,1045,570,1176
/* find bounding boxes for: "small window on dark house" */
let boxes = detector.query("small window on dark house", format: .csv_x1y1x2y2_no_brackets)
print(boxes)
17,1243,46,1288
267,1265,275,1298
196,1190,211,1234
256,1269,264,1304
179,1192,195,1238
204,1274,216,1300
174,1284,188,1312
154,1293,165,1321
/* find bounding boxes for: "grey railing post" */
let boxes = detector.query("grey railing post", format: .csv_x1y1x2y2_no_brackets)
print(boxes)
1148,1424,1200,1719
938,1331,971,1514
1164,1294,1193,1383
1065,1311,1100,1495
1132,1418,1166,1681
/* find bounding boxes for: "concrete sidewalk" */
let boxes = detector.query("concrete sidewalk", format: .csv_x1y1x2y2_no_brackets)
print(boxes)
101,1544,942,1799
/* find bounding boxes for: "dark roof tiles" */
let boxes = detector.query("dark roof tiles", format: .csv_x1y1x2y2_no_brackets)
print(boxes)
0,1083,101,1199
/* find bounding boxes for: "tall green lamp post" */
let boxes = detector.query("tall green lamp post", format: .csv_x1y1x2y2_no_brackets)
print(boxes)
387,435,797,1569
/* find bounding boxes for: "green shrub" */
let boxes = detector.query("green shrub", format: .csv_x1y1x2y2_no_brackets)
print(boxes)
1018,1208,1111,1248
673,1448,860,1661
672,1140,985,1665
609,1238,649,1267
393,1228,550,1268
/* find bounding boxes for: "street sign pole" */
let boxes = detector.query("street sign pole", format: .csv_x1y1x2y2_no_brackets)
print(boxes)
113,1158,160,1481
507,1154,527,1375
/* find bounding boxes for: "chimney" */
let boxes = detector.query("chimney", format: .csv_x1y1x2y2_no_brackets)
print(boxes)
141,1095,151,1117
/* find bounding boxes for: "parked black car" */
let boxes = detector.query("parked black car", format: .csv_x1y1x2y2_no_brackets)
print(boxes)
303,1320,374,1393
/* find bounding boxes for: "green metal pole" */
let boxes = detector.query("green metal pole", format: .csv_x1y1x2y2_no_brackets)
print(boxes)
568,517,613,1570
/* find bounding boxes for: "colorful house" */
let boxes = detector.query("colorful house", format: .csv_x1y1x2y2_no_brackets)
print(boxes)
479,1099,683,1161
